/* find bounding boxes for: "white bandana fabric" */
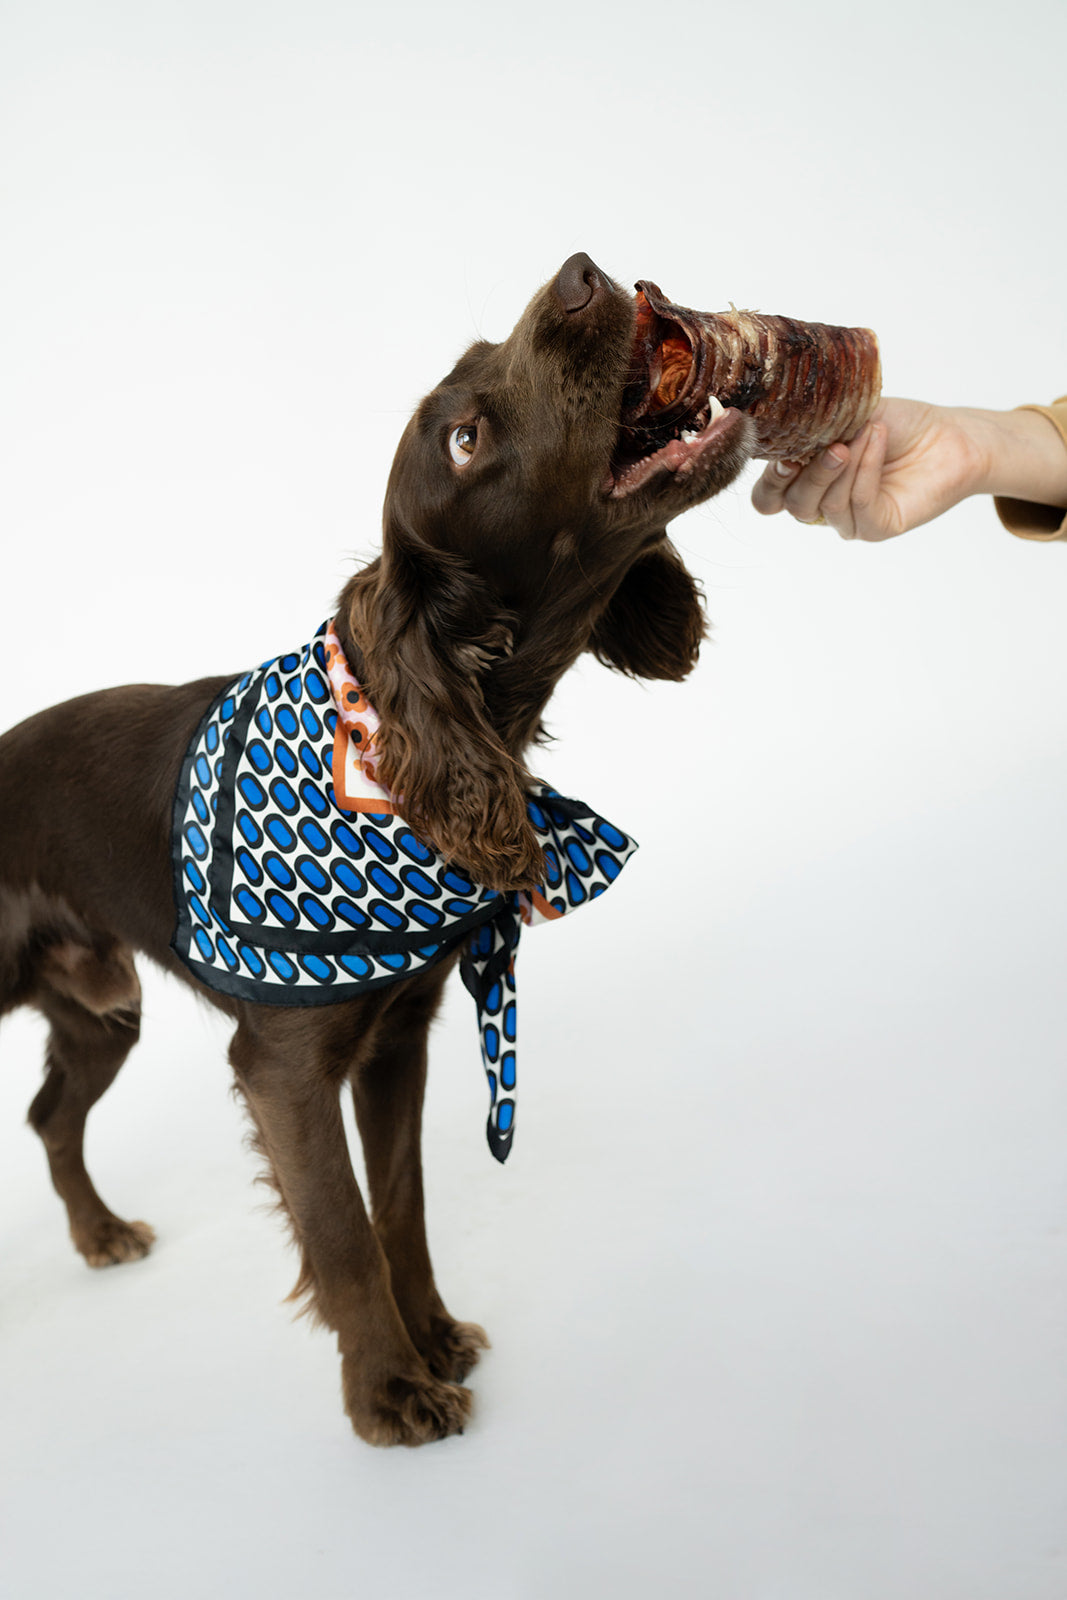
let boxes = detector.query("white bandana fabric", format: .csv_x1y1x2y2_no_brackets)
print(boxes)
171,621,637,1161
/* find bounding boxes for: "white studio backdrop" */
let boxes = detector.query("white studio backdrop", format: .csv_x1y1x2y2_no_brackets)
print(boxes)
1,3,1066,1599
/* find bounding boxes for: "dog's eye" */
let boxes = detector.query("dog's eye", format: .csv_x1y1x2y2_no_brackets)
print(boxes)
448,424,477,466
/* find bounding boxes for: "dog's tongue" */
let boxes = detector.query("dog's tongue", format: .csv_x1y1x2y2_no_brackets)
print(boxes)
628,281,882,463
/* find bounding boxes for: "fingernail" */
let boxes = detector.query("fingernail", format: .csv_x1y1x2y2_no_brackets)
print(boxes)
774,461,798,478
822,447,847,469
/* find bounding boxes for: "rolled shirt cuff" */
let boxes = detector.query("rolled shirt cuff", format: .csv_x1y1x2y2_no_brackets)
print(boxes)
995,398,1067,541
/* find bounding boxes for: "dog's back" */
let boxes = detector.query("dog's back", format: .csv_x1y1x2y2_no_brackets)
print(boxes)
0,678,230,965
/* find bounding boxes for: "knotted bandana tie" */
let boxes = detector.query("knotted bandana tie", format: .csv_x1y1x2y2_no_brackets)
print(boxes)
171,621,637,1161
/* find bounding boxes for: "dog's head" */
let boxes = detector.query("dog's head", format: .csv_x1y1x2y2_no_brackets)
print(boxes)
340,253,753,889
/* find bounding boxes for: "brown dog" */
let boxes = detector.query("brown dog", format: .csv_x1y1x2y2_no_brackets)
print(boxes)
0,253,752,1446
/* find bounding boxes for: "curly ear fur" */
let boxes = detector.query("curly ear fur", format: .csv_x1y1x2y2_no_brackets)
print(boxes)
343,525,544,892
588,540,707,681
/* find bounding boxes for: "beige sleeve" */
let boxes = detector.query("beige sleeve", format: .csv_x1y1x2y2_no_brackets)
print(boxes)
994,397,1067,540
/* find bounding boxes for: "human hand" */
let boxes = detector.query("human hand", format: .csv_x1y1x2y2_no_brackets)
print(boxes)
750,398,1067,540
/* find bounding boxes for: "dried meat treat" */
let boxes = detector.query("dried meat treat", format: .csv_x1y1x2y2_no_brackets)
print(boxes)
621,281,881,464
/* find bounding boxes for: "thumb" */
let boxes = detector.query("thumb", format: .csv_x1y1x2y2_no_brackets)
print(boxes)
751,459,801,516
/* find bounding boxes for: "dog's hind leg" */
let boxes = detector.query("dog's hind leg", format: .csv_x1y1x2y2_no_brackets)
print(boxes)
350,977,489,1385
27,939,155,1268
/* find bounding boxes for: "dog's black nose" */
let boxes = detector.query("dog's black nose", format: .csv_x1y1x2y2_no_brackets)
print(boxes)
555,252,606,313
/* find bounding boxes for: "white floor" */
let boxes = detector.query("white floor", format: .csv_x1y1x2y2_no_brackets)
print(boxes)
2,750,1066,1600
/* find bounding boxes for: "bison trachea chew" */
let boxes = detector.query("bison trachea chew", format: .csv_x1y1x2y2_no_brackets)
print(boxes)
626,282,881,463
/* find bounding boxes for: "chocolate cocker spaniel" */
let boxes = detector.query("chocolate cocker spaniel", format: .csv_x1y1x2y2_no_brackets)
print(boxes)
0,253,753,1445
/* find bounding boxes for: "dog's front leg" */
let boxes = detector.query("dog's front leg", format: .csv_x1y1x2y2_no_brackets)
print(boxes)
229,1010,470,1447
351,969,489,1384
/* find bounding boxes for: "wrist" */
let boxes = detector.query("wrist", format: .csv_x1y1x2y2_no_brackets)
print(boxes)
966,406,1067,508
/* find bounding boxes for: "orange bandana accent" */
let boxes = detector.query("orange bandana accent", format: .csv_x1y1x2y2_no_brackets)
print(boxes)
323,620,397,815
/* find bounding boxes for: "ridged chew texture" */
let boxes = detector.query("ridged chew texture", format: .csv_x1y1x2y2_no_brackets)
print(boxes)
627,282,882,463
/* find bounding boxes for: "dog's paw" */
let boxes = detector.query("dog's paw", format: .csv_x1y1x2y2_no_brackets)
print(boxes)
343,1361,472,1448
421,1318,490,1384
76,1217,156,1269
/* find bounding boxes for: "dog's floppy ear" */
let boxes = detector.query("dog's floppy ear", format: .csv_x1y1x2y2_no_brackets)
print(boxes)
588,539,707,680
343,520,543,892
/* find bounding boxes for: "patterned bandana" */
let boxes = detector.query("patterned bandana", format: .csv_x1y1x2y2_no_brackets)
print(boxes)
171,621,637,1162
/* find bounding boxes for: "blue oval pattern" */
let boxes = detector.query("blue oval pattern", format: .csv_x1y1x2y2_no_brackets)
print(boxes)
235,846,263,886
443,869,474,896
299,952,334,982
370,901,405,930
300,780,329,817
332,860,364,896
265,816,296,851
269,778,298,815
238,943,265,977
367,863,401,899
298,742,322,778
238,774,266,810
565,840,591,874
275,743,299,778
305,668,329,703
364,828,396,864
595,819,627,850
298,818,329,855
396,829,433,864
236,811,262,847
299,896,332,930
595,850,620,881
265,890,298,925
331,820,364,858
400,866,439,899
296,857,330,893
184,822,208,859
264,853,296,889
333,898,369,928
234,886,265,921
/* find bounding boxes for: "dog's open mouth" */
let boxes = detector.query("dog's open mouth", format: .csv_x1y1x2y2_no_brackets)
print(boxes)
607,280,881,498
607,283,739,500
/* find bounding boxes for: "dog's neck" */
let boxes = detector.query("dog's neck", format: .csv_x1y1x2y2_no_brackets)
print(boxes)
334,568,603,764
480,604,598,756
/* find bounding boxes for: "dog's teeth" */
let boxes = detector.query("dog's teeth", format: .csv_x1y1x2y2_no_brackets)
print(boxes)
707,395,725,422
680,428,700,444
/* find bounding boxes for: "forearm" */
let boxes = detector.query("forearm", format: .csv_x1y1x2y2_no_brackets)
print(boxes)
964,405,1067,509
